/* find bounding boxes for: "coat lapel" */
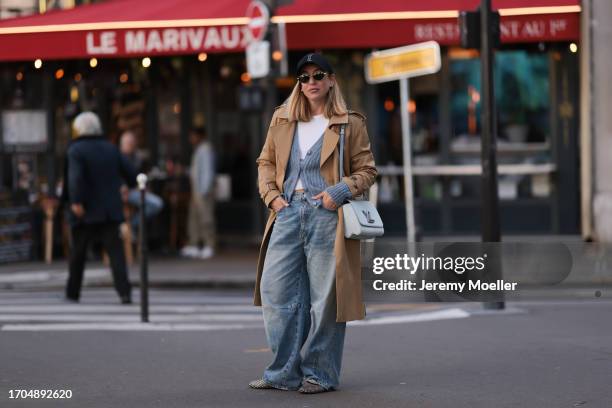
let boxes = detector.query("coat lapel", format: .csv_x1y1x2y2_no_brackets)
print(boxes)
274,122,295,176
272,106,295,187
320,112,349,168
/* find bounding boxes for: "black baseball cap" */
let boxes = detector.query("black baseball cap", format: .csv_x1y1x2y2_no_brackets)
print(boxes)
296,53,334,75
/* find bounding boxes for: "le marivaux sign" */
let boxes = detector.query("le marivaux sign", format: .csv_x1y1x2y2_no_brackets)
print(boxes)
86,26,253,55
85,15,575,56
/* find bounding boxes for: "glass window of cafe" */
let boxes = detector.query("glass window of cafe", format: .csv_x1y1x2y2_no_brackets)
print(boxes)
111,54,264,244
373,44,580,235
0,63,70,197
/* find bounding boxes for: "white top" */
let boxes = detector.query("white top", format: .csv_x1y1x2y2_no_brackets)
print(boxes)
295,114,329,190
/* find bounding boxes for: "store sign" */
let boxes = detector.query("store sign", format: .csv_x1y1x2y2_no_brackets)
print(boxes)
414,15,576,43
85,26,252,56
0,11,579,61
365,41,441,84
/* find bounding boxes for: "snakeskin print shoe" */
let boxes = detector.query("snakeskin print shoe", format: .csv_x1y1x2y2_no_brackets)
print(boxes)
248,379,275,390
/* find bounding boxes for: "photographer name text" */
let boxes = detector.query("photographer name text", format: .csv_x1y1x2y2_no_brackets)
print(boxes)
372,279,517,292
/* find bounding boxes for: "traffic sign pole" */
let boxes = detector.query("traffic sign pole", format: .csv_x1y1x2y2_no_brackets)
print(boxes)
365,41,441,243
277,21,288,76
399,78,416,244
245,0,271,79
480,0,505,310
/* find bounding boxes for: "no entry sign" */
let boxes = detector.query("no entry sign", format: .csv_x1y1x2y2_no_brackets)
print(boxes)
246,1,270,42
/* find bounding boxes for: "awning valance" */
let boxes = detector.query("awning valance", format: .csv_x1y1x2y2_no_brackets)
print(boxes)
0,0,581,61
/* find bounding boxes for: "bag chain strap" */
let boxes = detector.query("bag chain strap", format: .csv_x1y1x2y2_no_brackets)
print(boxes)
339,124,346,179
338,123,367,201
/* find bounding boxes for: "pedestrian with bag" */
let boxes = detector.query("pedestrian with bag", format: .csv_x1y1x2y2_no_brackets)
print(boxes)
250,53,378,393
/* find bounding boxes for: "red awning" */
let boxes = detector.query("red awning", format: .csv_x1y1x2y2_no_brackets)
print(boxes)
0,0,580,61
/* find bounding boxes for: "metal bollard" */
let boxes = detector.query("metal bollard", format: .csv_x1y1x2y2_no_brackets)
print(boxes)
137,173,149,323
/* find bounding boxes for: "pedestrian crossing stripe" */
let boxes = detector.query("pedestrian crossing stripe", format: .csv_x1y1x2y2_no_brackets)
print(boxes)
0,304,258,313
0,314,264,322
2,323,263,331
0,290,471,331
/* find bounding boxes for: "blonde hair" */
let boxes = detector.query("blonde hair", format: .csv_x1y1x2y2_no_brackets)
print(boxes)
287,77,348,122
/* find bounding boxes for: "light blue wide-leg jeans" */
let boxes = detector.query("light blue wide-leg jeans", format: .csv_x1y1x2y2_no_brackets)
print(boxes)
260,192,346,390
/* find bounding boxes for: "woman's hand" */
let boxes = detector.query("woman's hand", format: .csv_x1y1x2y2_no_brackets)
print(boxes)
71,204,85,218
313,191,338,211
120,185,129,203
271,196,289,213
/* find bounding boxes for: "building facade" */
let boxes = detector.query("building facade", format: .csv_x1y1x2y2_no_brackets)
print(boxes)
0,0,584,261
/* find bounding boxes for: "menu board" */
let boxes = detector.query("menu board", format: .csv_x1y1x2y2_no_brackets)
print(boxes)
0,191,32,263
2,110,48,151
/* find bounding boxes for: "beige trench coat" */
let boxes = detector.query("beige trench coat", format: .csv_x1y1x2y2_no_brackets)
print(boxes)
254,105,378,322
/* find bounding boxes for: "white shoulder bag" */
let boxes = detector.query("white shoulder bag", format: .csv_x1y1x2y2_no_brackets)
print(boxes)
338,124,384,240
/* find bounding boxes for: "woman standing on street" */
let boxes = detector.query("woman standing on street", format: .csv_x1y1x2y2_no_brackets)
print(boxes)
250,53,377,393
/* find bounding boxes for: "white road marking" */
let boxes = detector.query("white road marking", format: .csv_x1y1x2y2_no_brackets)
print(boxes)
0,296,253,305
0,309,471,331
0,314,263,322
0,272,52,283
1,323,263,331
0,290,473,331
349,308,470,326
0,304,259,313
0,268,109,283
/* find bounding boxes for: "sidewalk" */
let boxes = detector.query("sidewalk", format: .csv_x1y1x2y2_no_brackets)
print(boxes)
1,239,611,300
0,250,259,290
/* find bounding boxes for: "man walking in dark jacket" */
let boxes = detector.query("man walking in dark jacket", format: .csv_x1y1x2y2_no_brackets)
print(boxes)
62,112,137,304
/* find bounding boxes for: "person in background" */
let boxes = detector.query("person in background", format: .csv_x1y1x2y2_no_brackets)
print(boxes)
62,112,136,304
181,127,217,259
118,130,145,172
119,130,164,229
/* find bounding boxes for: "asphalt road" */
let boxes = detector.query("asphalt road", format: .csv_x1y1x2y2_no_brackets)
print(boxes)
0,289,611,408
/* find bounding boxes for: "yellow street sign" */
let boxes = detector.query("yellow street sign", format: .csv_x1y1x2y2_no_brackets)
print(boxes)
365,41,441,84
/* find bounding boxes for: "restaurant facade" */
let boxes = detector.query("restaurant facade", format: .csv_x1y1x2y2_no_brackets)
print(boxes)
0,0,583,261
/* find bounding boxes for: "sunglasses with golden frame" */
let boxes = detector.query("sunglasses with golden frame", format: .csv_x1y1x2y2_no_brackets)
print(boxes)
297,71,329,84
